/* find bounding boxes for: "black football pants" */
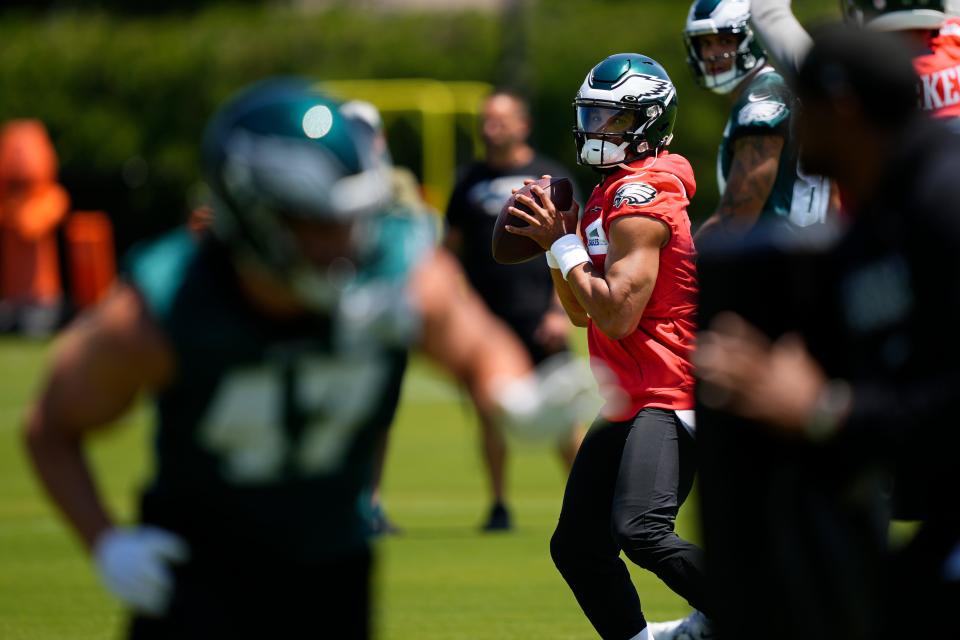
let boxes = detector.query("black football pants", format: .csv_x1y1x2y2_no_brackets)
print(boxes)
550,408,707,640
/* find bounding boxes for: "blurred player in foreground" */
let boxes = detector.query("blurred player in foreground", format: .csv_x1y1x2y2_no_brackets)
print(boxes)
507,54,706,640
22,79,594,639
685,0,832,239
753,0,960,127
445,90,582,532
338,98,430,537
696,26,960,639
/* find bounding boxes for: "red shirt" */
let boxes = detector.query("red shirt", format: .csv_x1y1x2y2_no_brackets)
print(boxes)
916,18,960,118
580,152,698,421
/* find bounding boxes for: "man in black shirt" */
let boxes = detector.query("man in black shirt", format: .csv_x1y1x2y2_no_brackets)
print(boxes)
695,25,960,639
446,90,582,531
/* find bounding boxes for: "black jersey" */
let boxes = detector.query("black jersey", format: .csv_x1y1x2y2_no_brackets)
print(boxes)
446,154,572,324
125,210,433,564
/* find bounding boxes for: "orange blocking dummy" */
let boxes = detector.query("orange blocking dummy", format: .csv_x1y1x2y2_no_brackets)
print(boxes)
0,120,69,310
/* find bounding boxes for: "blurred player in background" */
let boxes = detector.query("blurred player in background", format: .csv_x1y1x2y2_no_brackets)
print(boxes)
753,0,960,128
445,90,582,532
23,79,594,639
507,54,708,640
684,0,833,240
696,26,960,639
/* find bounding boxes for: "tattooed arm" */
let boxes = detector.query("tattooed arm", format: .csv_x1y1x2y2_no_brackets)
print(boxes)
696,134,785,240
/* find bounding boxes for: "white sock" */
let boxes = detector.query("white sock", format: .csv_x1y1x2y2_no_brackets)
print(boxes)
629,628,651,640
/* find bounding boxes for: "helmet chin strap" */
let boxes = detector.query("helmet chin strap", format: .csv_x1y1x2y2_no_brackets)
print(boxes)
617,147,660,173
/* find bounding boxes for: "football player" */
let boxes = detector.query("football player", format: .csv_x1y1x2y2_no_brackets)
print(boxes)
506,54,707,640
694,25,960,638
22,79,593,639
753,0,960,129
685,0,833,239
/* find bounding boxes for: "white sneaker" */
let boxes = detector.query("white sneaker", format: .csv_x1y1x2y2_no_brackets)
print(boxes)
646,611,714,640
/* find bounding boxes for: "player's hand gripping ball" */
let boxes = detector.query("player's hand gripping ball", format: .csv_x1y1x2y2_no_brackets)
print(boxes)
492,176,575,264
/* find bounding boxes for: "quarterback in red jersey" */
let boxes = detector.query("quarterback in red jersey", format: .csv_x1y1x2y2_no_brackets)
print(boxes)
577,152,698,420
506,54,708,640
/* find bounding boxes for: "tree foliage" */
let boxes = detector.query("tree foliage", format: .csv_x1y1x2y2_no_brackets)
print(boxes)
0,0,838,249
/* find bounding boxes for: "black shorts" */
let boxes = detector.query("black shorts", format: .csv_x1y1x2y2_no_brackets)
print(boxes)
128,548,372,640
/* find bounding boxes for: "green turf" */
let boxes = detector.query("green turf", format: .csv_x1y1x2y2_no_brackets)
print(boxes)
0,336,695,639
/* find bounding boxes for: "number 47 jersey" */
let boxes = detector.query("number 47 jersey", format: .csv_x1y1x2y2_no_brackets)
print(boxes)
126,212,432,565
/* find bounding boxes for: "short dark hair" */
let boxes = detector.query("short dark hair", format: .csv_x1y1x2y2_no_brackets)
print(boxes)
795,23,919,129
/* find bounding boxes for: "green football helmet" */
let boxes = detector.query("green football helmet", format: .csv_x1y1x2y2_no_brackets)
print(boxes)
683,0,767,94
573,53,678,169
201,78,392,310
842,0,947,30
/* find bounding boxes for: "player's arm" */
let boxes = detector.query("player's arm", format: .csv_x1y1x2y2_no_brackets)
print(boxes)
695,134,785,239
506,183,668,340
23,283,174,551
563,216,667,340
409,248,594,440
749,0,812,78
547,200,589,327
409,249,531,415
550,267,589,327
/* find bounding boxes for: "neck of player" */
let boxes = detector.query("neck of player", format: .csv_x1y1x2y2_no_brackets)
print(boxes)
486,143,534,170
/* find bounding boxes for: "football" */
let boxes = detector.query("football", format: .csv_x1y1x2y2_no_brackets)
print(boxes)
491,177,575,265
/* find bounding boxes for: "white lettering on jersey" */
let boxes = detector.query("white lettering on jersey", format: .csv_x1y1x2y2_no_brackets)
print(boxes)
613,182,658,209
921,64,960,111
200,356,389,484
200,369,286,483
946,67,960,105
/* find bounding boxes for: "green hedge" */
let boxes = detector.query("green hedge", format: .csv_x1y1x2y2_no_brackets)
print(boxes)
0,0,839,249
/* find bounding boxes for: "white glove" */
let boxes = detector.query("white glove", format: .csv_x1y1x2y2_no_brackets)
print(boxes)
494,354,608,441
93,526,189,617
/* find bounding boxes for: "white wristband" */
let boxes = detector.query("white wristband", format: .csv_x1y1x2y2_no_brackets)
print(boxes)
550,234,590,280
545,251,560,269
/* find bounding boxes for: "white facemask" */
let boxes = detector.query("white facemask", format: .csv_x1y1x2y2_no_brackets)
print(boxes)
580,138,632,166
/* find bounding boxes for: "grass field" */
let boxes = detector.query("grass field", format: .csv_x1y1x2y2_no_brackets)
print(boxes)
0,336,696,640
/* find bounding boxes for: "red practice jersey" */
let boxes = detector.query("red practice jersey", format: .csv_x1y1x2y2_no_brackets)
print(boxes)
580,152,698,420
916,18,960,118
